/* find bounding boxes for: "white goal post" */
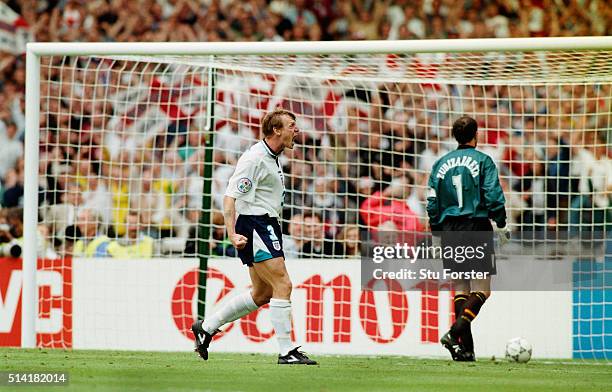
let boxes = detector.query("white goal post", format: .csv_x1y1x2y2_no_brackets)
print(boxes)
22,37,612,355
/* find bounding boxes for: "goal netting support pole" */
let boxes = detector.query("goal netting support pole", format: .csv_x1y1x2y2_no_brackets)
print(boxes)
22,48,41,348
197,61,216,320
23,37,611,358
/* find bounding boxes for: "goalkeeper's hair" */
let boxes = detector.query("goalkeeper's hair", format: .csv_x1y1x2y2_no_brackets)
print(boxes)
261,108,296,137
452,116,478,144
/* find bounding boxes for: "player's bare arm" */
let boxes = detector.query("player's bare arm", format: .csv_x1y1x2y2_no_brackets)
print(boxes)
223,195,247,250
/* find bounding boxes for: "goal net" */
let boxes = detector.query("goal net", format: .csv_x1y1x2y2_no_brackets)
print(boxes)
18,39,611,359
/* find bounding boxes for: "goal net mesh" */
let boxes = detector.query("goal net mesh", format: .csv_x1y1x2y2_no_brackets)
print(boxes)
34,49,611,358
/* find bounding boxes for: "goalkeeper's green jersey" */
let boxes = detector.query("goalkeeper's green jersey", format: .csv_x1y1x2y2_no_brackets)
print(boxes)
426,145,507,230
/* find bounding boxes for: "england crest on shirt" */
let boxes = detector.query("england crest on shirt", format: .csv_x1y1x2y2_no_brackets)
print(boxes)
272,240,281,251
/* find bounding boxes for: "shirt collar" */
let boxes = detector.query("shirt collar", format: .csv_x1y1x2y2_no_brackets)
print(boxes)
457,144,476,150
262,139,282,158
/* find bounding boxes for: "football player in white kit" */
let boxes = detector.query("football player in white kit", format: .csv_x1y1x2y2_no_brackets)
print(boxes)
192,108,317,365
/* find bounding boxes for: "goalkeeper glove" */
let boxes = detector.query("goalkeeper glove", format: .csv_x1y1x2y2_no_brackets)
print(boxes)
496,224,511,246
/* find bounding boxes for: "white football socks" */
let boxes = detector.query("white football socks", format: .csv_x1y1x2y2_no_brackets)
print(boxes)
202,291,258,334
269,298,294,356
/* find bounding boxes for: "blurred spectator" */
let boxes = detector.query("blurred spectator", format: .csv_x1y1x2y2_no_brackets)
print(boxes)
1,207,23,240
73,208,112,257
283,212,304,258
406,173,427,218
569,135,612,232
210,210,236,257
403,5,426,38
184,210,236,257
0,121,23,180
81,174,113,228
177,128,205,163
484,2,510,38
42,202,75,242
132,166,173,238
60,224,81,258
336,225,360,257
214,109,257,165
283,0,318,27
110,211,154,258
327,0,350,39
501,177,527,227
2,165,24,208
418,136,450,174
107,161,131,236
309,176,344,234
37,223,58,259
518,152,548,231
200,155,235,212
360,175,423,234
0,207,23,258
37,181,84,239
283,161,314,216
348,0,388,40
299,211,339,257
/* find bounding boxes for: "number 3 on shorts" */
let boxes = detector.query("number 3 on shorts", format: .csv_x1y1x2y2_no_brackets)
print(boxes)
266,225,279,241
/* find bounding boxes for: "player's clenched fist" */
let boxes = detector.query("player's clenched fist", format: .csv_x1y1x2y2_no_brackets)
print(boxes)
231,233,248,249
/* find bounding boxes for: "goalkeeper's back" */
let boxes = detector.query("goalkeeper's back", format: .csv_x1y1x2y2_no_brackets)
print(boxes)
426,117,507,231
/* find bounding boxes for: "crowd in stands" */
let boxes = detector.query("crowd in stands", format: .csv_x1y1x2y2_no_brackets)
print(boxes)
0,0,610,260
3,0,610,43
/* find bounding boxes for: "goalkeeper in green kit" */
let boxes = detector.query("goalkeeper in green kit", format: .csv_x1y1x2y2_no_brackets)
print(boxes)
426,116,509,361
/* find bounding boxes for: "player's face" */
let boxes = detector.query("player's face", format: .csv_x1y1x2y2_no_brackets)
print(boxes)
280,115,299,149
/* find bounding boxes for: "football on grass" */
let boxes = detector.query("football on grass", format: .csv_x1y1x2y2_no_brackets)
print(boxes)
505,337,533,363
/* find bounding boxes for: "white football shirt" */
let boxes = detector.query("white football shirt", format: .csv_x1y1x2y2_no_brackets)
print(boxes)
225,140,286,218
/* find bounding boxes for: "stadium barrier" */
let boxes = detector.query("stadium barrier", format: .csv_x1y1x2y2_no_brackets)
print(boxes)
5,256,607,359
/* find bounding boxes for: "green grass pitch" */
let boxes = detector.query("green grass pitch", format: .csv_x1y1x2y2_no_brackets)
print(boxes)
1,348,610,392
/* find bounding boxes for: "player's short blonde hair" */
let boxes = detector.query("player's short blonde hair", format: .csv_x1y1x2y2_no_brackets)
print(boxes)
261,108,296,137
